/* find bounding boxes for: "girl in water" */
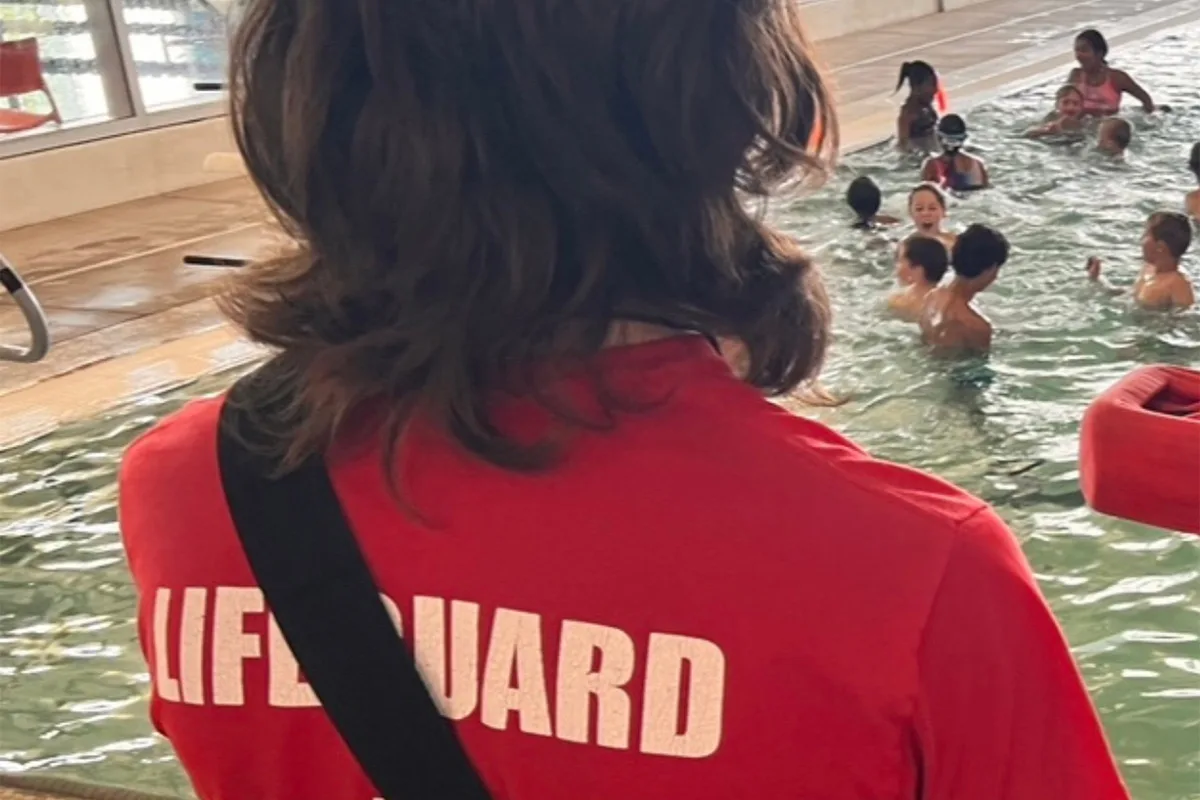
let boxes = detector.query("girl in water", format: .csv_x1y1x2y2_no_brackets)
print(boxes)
895,61,946,151
921,114,989,191
907,182,956,250
1068,29,1157,116
1026,85,1086,139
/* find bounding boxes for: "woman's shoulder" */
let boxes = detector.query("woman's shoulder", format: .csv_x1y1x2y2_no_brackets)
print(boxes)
121,396,225,490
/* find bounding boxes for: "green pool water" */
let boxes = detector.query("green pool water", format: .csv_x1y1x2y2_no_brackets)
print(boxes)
2,26,1198,800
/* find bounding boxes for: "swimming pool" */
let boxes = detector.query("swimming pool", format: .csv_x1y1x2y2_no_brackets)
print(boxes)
1,24,1197,800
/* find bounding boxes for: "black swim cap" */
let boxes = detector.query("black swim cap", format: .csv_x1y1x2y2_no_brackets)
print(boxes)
937,114,968,150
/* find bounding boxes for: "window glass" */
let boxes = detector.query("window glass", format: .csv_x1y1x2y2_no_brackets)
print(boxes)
117,0,229,111
0,0,129,136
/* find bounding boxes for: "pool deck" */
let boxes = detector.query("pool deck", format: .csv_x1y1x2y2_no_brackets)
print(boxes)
0,0,1198,451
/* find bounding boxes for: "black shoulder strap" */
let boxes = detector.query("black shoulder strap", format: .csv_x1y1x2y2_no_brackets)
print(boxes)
216,372,492,800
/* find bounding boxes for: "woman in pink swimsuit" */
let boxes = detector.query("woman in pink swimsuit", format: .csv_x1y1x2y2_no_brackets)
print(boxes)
1068,29,1158,116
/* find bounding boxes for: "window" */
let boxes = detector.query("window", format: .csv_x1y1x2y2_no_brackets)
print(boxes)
115,0,230,111
0,0,131,136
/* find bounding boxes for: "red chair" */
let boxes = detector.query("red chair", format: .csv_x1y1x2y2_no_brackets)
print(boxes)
0,38,62,134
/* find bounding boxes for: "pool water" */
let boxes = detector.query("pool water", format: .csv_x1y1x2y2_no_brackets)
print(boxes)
2,26,1199,800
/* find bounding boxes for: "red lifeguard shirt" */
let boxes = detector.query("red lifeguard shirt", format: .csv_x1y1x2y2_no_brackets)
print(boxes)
120,336,1128,800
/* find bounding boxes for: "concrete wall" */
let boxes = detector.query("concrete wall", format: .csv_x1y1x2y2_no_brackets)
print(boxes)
800,0,939,41
941,0,997,9
0,117,235,232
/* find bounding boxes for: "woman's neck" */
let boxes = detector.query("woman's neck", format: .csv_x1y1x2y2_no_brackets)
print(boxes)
604,320,703,349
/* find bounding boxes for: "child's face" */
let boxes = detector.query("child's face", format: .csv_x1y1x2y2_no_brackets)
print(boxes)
1057,93,1083,119
909,192,944,231
896,251,918,285
1074,40,1101,71
1141,228,1167,263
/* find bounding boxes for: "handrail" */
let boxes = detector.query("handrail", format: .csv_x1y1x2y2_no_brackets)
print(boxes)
0,255,51,363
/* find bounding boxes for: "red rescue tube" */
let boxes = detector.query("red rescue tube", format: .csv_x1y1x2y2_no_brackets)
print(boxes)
1080,365,1200,534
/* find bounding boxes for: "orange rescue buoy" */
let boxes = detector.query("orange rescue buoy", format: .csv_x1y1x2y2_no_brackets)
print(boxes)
1080,365,1200,534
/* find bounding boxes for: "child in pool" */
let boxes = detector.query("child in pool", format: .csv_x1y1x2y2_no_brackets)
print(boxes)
921,114,989,191
1087,212,1195,310
895,61,944,152
919,223,1010,354
846,176,902,229
889,235,948,322
907,182,956,250
1187,143,1199,222
1097,118,1132,156
1026,85,1086,138
1069,29,1158,116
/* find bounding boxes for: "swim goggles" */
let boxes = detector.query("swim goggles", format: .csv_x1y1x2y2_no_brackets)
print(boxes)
0,254,51,363
938,131,968,150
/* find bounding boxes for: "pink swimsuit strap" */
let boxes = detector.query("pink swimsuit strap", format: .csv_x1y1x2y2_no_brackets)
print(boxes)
1075,71,1121,115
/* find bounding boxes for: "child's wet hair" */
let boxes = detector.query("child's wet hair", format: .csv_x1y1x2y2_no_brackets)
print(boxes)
1101,118,1132,150
1056,85,1084,103
1076,29,1109,62
902,235,949,284
951,224,1009,279
847,176,883,225
896,60,937,93
937,114,968,151
1189,142,1200,180
908,182,947,209
1148,212,1193,259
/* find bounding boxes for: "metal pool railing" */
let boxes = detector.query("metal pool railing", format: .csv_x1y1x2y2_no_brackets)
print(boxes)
0,254,50,364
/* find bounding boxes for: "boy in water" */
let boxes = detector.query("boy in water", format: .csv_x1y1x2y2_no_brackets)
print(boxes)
919,224,1010,353
1026,85,1086,138
889,235,948,321
846,176,901,229
1087,211,1194,310
1187,142,1199,222
1097,118,1132,156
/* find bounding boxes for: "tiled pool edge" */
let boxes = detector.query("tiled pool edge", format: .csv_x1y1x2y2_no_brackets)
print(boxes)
1,0,1198,455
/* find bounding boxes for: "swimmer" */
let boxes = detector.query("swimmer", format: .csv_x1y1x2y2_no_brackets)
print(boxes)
1026,85,1086,138
1096,118,1132,157
907,182,956,250
888,235,948,322
1069,29,1158,116
921,114,989,191
1086,212,1195,310
895,61,943,152
846,176,902,229
919,224,1010,354
1187,142,1199,222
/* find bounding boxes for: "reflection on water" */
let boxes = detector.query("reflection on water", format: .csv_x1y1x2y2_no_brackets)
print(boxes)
1,23,1198,800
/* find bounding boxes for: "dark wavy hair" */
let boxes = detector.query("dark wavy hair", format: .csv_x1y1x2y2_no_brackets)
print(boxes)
1076,29,1109,63
221,0,838,475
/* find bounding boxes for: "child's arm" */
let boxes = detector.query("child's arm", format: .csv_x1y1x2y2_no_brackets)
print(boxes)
1085,257,1126,295
1025,120,1060,138
920,158,939,182
875,214,903,225
977,159,991,189
1113,70,1156,112
897,108,914,149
